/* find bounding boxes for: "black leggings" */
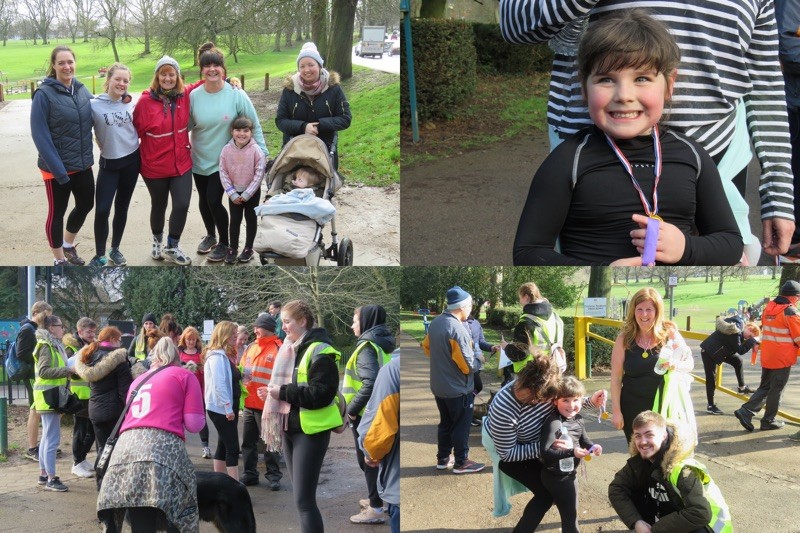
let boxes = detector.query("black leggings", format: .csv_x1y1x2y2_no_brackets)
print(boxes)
208,409,240,466
540,469,579,533
350,414,382,508
94,155,139,255
474,371,483,395
44,168,95,249
228,195,259,250
701,349,746,406
499,458,553,533
143,170,192,240
283,429,331,533
194,172,229,245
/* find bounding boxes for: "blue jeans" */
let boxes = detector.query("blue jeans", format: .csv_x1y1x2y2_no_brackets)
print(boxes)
387,503,400,533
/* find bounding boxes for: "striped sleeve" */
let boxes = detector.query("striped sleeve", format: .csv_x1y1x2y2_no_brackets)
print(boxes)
499,0,597,44
748,0,794,221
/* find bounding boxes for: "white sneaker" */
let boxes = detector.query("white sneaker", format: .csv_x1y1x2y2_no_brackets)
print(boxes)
79,459,95,472
152,235,164,261
163,245,192,266
71,462,94,478
202,446,212,459
350,506,386,524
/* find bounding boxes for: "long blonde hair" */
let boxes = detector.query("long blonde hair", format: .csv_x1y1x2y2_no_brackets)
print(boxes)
204,321,238,359
620,288,666,349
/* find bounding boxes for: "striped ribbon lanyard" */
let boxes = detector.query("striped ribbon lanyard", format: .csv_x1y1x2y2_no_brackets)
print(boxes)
604,126,663,221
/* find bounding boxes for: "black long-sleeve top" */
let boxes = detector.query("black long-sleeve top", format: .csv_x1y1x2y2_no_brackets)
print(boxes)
514,126,743,265
540,410,594,474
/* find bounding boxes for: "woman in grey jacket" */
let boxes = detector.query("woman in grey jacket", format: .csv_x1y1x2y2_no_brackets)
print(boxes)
89,63,140,267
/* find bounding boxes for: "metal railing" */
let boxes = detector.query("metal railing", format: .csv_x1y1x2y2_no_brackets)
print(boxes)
572,316,799,424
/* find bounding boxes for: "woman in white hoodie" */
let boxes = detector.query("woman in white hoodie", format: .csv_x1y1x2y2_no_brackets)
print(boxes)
89,63,140,267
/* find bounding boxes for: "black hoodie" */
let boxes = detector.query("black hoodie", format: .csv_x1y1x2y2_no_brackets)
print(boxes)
280,327,341,434
347,305,397,417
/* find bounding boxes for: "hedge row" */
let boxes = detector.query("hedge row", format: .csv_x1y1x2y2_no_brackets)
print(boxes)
401,19,553,123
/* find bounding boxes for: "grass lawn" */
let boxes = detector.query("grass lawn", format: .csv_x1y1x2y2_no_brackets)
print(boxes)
0,39,399,186
400,72,550,167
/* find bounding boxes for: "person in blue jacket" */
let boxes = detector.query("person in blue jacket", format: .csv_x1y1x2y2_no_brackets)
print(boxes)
30,45,95,266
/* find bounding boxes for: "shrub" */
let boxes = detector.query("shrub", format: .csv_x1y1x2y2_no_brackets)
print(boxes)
472,23,554,74
401,18,477,123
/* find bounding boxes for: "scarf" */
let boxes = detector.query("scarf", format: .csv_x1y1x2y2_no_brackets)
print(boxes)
292,69,330,97
260,337,299,451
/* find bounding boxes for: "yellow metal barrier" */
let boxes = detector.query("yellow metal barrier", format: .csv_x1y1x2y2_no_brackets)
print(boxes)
573,316,800,424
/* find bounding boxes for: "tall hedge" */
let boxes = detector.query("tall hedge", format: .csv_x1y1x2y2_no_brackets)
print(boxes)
472,23,553,74
401,18,477,123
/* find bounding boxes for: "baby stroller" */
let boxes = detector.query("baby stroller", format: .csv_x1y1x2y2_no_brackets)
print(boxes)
253,134,354,265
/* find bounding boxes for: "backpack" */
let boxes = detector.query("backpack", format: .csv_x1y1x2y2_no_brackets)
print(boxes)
518,314,567,373
5,323,35,381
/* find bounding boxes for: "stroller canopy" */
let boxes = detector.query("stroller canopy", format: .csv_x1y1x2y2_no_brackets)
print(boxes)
266,134,343,196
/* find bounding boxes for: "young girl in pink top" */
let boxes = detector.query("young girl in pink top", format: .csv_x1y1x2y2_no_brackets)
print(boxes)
178,326,211,458
218,115,266,264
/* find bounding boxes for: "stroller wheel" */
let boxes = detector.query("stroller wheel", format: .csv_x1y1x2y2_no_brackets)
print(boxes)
337,238,354,266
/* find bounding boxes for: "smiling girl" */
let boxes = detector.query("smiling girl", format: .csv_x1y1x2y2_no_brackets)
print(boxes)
89,63,139,266
611,288,669,442
513,10,743,266
31,45,95,266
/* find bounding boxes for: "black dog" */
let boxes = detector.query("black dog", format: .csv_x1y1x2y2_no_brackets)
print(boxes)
196,471,257,532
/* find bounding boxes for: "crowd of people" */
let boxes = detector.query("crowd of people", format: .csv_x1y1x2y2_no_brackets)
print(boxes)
422,276,800,532
11,298,398,532
30,40,351,267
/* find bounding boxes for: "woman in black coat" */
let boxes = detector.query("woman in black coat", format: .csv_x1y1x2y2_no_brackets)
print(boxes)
699,315,759,414
275,42,351,170
73,326,132,487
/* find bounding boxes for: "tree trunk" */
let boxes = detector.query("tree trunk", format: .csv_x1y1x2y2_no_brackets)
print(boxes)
717,266,724,295
311,0,328,56
273,28,282,52
779,265,800,289
588,267,611,298
328,0,357,79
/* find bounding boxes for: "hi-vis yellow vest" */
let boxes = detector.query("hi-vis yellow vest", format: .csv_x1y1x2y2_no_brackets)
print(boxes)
65,344,90,401
668,458,733,532
342,341,391,416
32,340,67,412
297,342,343,434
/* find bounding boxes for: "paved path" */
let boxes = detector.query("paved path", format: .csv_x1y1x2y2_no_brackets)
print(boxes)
0,406,385,532
400,332,800,532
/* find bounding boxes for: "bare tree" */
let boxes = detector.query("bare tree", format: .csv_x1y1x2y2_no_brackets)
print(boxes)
130,0,158,54
21,0,58,45
72,0,95,42
61,4,79,42
310,0,327,54
95,0,126,62
0,0,16,46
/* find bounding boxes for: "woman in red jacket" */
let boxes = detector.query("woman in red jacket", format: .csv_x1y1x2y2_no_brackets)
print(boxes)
133,55,201,266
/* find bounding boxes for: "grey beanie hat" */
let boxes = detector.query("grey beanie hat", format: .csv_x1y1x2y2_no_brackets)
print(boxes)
297,42,324,68
155,55,180,75
255,313,277,332
780,280,800,296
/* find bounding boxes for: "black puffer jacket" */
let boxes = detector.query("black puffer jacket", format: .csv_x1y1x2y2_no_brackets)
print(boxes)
275,71,351,154
699,316,758,363
280,328,340,434
73,347,132,423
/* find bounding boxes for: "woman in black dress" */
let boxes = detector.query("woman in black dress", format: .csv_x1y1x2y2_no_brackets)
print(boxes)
610,288,668,442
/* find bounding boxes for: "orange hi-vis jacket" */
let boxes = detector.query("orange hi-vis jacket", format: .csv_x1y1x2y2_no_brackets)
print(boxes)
241,335,282,410
760,296,800,369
